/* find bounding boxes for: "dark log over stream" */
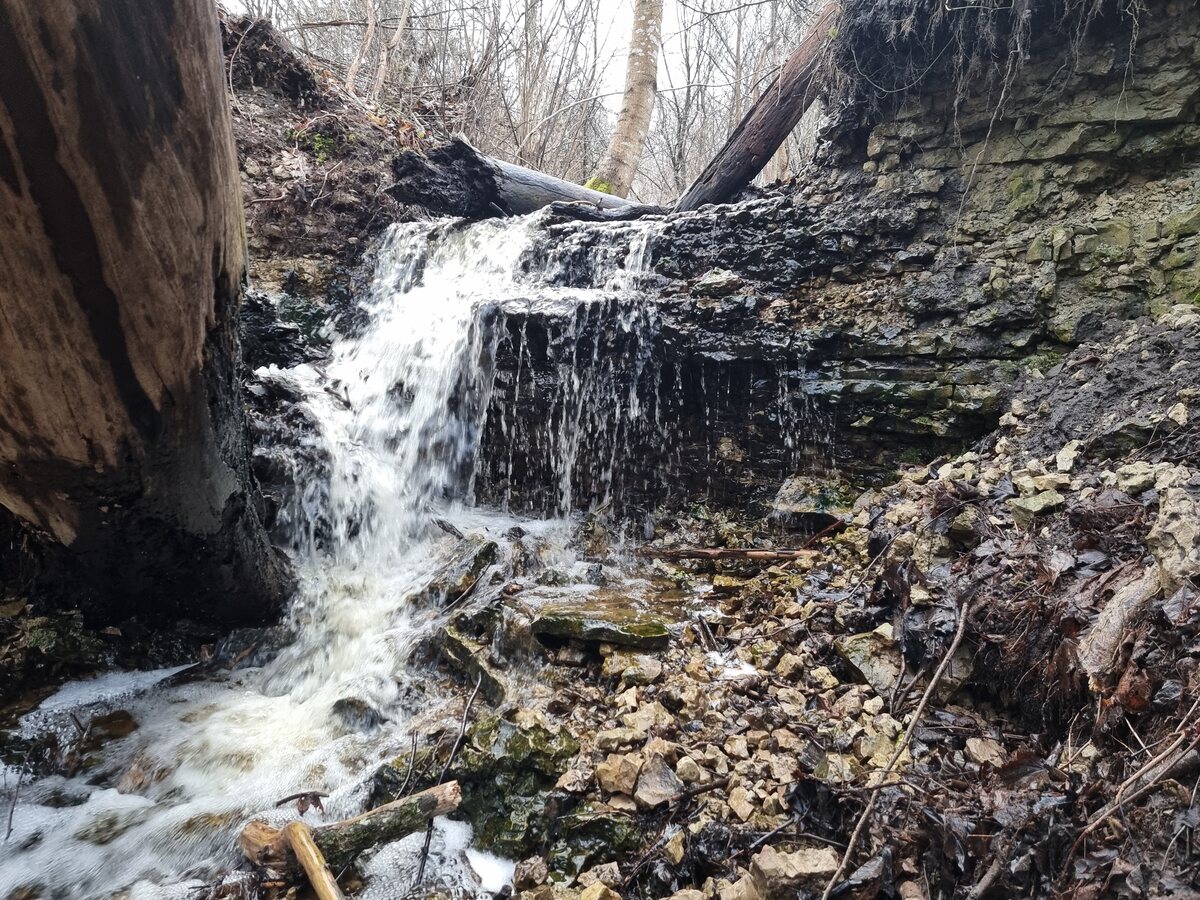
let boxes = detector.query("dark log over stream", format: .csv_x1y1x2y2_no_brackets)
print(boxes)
0,0,292,622
388,138,664,220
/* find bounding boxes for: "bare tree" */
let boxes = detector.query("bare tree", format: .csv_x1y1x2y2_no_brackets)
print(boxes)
588,0,665,196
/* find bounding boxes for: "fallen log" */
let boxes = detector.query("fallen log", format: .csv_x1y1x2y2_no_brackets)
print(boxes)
388,138,639,219
673,1,840,212
241,781,461,872
636,548,818,562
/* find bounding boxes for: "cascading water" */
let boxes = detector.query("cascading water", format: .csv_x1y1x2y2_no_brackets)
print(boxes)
0,213,666,899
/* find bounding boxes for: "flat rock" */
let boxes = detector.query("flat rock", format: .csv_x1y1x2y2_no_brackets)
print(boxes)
532,609,669,649
750,845,840,895
1007,490,1066,527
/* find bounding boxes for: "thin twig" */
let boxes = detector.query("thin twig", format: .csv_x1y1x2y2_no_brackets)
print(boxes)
4,763,24,842
397,731,420,798
414,673,483,889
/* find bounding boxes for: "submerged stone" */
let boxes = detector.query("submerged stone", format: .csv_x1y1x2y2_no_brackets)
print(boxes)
411,535,499,606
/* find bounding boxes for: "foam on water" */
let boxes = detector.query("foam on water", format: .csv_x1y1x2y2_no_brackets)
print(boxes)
0,213,664,898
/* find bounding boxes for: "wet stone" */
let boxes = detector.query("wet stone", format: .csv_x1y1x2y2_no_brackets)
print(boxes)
633,754,683,807
532,610,670,650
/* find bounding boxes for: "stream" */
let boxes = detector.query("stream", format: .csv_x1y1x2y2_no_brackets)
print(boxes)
0,214,670,899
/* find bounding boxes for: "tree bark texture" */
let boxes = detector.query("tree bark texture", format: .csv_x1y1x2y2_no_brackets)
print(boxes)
589,0,664,198
389,138,642,218
0,0,292,622
241,782,462,873
674,1,839,213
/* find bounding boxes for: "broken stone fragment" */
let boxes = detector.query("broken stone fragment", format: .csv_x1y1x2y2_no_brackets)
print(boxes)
728,785,756,821
1115,461,1158,495
622,701,673,737
1056,440,1082,473
724,735,750,759
532,609,670,650
601,651,663,685
1146,473,1200,594
579,883,621,900
578,861,622,888
964,737,1007,767
835,625,902,694
675,755,703,784
718,876,762,900
596,753,642,795
514,856,549,890
596,727,640,750
634,754,684,807
1007,490,1066,527
774,651,805,680
749,844,840,895
809,666,839,690
664,830,687,865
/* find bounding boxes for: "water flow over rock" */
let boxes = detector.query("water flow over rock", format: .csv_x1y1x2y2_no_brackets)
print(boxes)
0,214,670,898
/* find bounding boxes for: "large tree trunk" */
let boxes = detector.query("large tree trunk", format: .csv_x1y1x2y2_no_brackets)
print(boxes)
589,0,665,198
0,0,292,623
674,1,839,213
389,138,658,219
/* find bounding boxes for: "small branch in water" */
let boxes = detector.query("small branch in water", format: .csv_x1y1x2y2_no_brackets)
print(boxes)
637,547,818,561
414,673,483,889
4,761,25,841
397,732,420,798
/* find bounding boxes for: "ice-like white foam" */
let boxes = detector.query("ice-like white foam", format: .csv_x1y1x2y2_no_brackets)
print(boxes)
25,664,192,716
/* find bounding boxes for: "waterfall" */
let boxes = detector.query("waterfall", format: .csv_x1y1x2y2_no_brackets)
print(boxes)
0,213,663,899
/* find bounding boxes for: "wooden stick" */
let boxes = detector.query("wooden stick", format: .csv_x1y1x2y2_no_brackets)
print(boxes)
241,781,462,872
635,547,817,561
283,820,345,900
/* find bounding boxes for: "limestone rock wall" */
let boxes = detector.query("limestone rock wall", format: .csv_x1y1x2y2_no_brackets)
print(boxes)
478,0,1200,510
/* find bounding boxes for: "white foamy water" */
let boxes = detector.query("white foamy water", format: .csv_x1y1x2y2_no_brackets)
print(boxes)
0,214,662,898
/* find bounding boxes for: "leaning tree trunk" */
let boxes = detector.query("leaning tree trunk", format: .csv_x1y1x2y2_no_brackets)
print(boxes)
0,0,292,623
588,0,665,198
674,1,839,212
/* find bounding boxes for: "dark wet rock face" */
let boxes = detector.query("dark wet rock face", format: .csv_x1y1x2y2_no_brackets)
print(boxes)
471,4,1200,515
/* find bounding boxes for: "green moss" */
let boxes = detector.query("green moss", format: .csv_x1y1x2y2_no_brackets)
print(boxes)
583,177,613,194
289,128,337,164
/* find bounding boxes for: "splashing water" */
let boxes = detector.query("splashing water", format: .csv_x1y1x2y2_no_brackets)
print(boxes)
0,214,664,898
